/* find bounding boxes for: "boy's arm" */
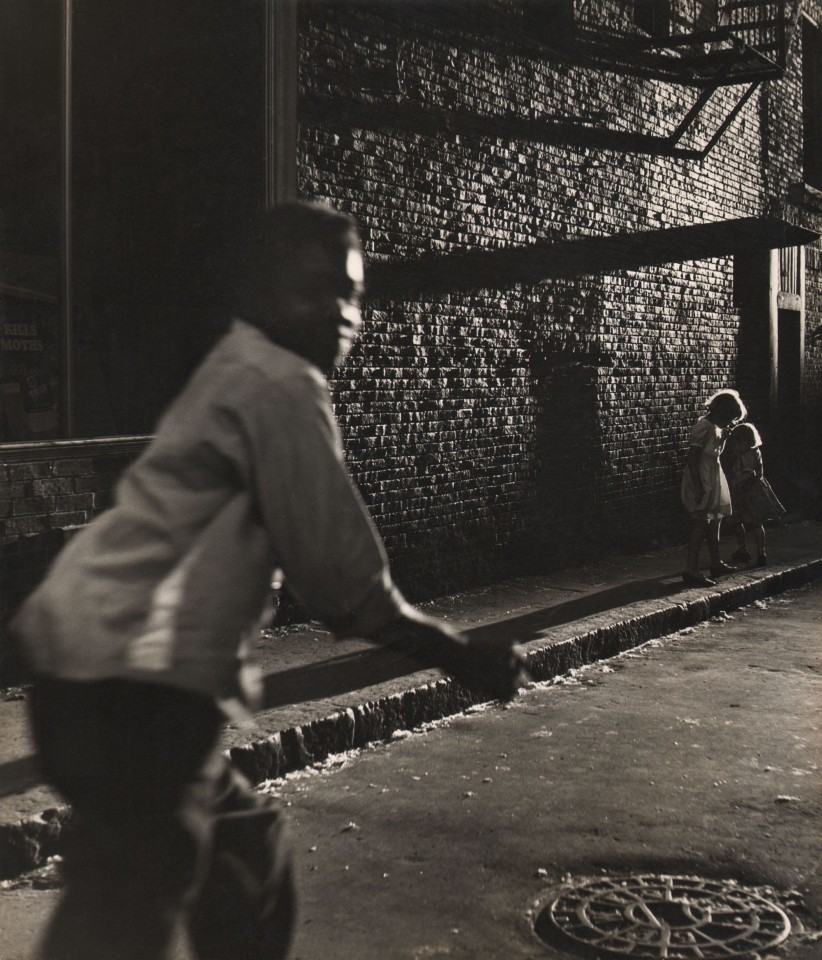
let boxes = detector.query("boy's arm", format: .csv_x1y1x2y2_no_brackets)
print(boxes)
370,608,529,702
244,370,525,700
749,448,764,478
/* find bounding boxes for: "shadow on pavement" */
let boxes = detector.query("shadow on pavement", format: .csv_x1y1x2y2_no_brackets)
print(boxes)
467,572,685,644
0,755,44,799
0,572,687,795
259,572,684,709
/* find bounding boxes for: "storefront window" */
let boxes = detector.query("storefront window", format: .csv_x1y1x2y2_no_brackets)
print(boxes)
1,0,295,445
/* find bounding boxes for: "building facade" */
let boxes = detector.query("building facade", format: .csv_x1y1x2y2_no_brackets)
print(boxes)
1,0,821,671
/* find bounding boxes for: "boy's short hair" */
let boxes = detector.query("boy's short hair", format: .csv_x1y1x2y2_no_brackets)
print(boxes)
705,388,747,424
231,201,361,316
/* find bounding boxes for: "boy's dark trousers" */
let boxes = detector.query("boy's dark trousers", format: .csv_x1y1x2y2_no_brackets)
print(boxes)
29,677,295,960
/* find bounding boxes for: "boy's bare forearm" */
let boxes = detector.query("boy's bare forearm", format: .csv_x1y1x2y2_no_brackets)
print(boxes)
370,609,528,702
370,609,468,670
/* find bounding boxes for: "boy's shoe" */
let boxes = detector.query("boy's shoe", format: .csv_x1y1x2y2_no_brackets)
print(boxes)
730,549,751,563
756,555,768,567
710,562,736,578
682,572,717,587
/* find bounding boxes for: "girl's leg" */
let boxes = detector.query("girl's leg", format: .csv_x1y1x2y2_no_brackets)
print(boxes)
685,518,707,576
683,518,716,584
706,519,721,568
708,519,735,577
731,521,751,562
753,524,767,564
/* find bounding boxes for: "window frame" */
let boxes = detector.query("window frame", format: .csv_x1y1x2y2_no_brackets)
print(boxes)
0,0,297,451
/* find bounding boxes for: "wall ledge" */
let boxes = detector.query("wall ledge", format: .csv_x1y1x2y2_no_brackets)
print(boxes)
0,437,152,464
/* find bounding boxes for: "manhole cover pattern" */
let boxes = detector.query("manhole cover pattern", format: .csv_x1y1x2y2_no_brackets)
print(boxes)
539,874,792,959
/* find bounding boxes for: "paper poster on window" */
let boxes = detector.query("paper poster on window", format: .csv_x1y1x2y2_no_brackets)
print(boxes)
0,297,61,441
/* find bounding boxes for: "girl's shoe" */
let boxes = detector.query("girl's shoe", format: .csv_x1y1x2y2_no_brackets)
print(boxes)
710,562,736,578
756,555,768,567
730,549,751,563
682,571,717,587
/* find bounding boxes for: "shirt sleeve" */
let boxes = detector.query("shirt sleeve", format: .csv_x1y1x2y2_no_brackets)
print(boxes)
238,366,410,638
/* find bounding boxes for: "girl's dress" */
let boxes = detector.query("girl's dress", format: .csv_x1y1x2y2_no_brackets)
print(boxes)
730,447,785,525
680,416,732,519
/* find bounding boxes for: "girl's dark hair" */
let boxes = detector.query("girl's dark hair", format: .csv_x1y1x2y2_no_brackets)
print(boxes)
705,389,747,424
730,422,762,447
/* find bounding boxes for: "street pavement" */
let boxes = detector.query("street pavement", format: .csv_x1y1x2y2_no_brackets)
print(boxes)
0,521,821,958
264,579,822,960
3,574,820,959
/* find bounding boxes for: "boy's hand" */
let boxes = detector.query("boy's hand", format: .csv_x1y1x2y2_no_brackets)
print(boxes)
448,639,530,703
373,610,530,702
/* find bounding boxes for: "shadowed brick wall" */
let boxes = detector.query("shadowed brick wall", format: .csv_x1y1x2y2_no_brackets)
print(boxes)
806,244,822,507
0,446,143,681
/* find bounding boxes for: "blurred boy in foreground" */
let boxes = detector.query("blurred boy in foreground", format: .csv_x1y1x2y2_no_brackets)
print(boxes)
12,202,526,960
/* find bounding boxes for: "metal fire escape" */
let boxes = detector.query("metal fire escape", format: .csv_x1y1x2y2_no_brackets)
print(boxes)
520,0,804,156
366,0,819,295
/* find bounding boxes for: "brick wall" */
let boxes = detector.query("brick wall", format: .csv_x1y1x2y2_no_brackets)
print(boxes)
0,444,143,680
761,5,822,515
803,241,822,512
298,0,822,593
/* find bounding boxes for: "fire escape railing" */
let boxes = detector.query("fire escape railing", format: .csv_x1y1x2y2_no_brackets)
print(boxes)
640,0,791,84
518,0,804,156
556,0,801,84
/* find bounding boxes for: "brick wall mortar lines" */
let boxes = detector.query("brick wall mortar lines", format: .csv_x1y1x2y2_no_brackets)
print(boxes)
298,0,822,591
0,451,136,675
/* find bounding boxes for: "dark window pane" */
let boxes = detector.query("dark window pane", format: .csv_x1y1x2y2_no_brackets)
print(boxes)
71,0,266,437
1,0,267,441
0,0,63,441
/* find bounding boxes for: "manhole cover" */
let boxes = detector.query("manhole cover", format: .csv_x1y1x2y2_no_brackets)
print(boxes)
534,874,792,959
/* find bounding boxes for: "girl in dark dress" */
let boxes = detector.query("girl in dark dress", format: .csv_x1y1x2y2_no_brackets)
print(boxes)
727,422,785,567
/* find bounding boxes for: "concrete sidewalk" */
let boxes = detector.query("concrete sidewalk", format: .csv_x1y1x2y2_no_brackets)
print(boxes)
1,520,821,881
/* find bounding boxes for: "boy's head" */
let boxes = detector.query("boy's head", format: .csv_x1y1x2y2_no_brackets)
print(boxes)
706,389,746,427
231,202,365,373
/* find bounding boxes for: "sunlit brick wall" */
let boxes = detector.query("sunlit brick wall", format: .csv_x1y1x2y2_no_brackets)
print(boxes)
297,0,820,592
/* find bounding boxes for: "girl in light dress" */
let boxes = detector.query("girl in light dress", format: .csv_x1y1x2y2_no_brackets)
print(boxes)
727,421,785,567
680,389,746,587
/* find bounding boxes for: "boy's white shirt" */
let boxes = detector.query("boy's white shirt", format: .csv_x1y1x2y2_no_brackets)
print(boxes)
12,319,409,708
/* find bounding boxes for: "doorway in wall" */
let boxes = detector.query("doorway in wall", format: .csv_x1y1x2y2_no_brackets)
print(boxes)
772,308,803,510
